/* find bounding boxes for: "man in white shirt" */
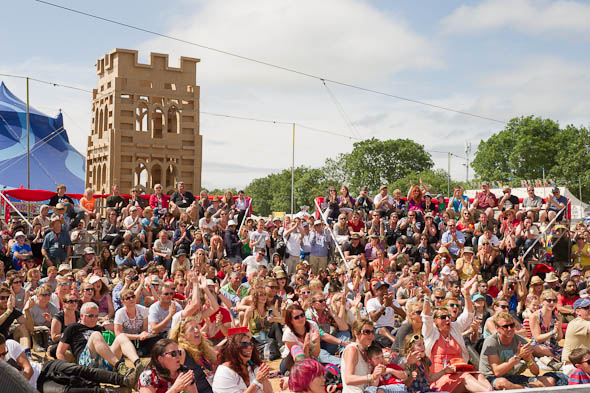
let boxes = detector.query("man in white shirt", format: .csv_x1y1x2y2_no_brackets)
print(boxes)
249,220,270,254
366,282,404,348
374,185,394,217
242,249,269,276
123,206,142,243
0,333,41,388
282,218,302,275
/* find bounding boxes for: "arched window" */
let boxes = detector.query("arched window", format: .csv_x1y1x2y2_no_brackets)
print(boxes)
152,107,164,138
98,109,103,139
135,162,149,188
94,107,99,134
136,102,149,132
103,105,108,131
151,163,162,187
167,106,179,134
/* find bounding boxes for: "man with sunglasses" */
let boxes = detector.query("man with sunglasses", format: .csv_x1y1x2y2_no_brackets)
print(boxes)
441,219,465,259
57,302,143,384
480,312,556,389
0,286,31,348
148,283,183,337
563,298,590,366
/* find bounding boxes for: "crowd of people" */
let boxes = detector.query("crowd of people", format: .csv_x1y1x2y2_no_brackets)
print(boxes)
1,179,590,393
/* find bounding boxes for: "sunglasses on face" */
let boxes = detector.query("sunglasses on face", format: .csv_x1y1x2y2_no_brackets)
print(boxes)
64,299,77,304
314,299,326,304
0,295,9,301
12,281,22,285
39,293,51,297
499,322,515,329
498,305,509,309
123,295,136,301
360,329,375,335
59,282,70,287
267,285,278,289
449,303,461,308
162,292,174,296
85,314,98,318
300,290,310,295
544,298,557,303
83,288,94,292
436,315,451,320
292,313,305,320
412,311,422,316
435,296,445,300
163,350,182,357
240,341,253,348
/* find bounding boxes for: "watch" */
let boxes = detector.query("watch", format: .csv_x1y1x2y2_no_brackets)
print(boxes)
511,355,520,363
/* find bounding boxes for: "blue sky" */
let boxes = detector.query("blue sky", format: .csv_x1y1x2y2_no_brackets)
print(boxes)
2,0,589,190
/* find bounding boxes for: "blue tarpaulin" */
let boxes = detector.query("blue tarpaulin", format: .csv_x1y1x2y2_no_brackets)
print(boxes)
0,82,85,192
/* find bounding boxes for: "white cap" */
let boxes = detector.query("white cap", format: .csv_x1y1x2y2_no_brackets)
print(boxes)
14,231,26,238
227,220,237,226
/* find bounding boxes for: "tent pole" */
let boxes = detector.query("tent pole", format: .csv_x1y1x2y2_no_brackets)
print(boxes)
26,77,31,219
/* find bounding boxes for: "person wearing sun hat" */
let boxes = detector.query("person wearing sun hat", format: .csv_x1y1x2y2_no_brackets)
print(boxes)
545,271,560,291
11,231,33,271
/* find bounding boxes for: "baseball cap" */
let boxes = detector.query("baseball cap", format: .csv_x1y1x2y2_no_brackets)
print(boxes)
573,298,590,310
374,282,390,291
14,231,26,238
83,247,95,255
227,220,237,226
471,294,485,302
314,220,322,226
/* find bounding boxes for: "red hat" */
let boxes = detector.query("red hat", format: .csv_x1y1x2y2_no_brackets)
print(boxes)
449,358,474,372
227,326,250,337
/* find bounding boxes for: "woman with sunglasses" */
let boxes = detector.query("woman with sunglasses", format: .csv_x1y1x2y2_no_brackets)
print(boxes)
422,277,492,392
10,275,27,312
528,289,564,362
139,338,197,393
392,300,423,354
341,318,383,393
169,315,216,393
280,304,320,374
242,287,281,355
212,332,272,393
114,288,157,357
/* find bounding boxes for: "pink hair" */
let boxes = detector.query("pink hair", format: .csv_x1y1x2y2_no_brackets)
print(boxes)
288,359,325,392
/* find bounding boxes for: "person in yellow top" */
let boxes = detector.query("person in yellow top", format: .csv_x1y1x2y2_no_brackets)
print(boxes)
572,235,590,269
455,247,480,282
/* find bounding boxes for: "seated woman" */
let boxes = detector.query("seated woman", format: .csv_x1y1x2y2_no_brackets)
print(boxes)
528,289,564,362
422,277,492,392
114,288,159,357
27,285,59,351
242,285,283,359
169,315,216,393
280,304,320,374
138,338,198,393
49,292,79,359
90,275,114,320
342,318,381,393
211,332,272,393
79,187,100,228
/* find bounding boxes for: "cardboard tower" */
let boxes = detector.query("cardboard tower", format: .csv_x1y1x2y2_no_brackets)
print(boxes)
86,49,202,195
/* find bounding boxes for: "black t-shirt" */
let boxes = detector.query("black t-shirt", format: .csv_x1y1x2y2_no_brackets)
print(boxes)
106,195,126,208
0,309,22,337
343,242,364,256
170,191,195,208
49,195,75,207
52,310,80,333
60,322,104,361
501,195,520,211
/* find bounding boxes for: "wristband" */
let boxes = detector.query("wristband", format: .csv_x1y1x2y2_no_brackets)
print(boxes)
252,379,263,389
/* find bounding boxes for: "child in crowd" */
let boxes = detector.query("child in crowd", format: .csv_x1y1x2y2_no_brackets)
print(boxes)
366,344,408,393
568,348,590,385
402,334,455,393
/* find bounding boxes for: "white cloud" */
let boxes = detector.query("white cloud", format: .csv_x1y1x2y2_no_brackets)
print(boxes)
441,0,590,36
139,0,440,88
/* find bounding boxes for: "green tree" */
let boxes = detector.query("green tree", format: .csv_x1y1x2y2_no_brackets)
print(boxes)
332,138,433,194
388,169,461,197
471,116,560,180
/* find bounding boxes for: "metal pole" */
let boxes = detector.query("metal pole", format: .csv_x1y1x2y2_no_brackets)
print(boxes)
447,152,451,196
313,198,349,269
291,123,295,215
26,77,31,219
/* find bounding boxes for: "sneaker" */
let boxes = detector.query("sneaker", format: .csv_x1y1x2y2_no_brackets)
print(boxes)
116,361,129,376
122,361,146,389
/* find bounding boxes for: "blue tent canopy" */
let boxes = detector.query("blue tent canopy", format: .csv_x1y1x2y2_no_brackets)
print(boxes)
0,82,85,192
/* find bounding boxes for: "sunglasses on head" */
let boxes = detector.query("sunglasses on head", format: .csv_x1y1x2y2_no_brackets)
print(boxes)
409,334,423,343
163,350,182,357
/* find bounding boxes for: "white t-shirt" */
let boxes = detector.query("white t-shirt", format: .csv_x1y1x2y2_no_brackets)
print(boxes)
285,231,301,256
242,255,268,275
4,339,41,387
114,304,148,334
249,230,269,252
199,217,218,233
374,194,394,209
282,320,319,354
123,216,141,234
212,364,258,393
366,297,398,328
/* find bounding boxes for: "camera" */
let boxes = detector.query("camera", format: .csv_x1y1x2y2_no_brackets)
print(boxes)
130,275,139,282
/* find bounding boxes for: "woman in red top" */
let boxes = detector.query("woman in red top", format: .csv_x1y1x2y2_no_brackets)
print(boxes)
149,183,170,216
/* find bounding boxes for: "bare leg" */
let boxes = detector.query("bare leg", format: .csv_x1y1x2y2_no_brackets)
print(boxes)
463,373,491,392
493,377,522,390
110,334,139,363
476,373,493,391
535,376,556,387
87,331,119,366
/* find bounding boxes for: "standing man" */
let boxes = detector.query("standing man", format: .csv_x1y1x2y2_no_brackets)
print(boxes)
309,220,329,275
249,219,270,255
283,217,302,275
41,217,71,269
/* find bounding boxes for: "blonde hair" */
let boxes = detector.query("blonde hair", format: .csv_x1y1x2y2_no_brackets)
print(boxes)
169,316,216,366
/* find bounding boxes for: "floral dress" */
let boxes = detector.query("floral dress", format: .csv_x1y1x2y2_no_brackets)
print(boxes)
138,369,173,393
